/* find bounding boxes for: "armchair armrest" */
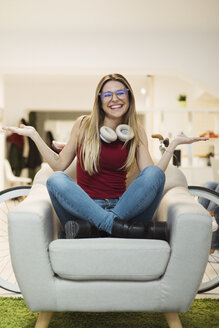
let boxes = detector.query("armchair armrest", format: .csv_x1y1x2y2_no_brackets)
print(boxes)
157,186,212,311
8,183,59,309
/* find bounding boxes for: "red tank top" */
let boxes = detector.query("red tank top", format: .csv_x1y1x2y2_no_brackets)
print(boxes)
77,140,129,199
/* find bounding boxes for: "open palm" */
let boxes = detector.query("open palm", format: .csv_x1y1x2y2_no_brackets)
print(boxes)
2,124,35,137
174,133,209,145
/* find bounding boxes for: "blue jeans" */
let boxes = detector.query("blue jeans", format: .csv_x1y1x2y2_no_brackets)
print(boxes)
46,165,165,234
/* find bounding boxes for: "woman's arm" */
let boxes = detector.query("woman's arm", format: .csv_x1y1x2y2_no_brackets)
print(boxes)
157,134,209,171
2,116,85,171
136,125,154,171
136,126,209,172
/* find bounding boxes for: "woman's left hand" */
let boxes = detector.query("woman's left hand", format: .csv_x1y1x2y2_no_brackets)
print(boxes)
173,133,209,146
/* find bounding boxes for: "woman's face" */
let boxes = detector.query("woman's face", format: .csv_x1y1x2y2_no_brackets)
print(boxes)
99,80,130,121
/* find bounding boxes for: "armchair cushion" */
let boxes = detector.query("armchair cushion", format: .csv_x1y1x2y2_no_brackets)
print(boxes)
49,238,170,281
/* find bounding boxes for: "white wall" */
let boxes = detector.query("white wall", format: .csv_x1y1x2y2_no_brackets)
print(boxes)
153,76,199,108
0,1,218,95
1,29,219,97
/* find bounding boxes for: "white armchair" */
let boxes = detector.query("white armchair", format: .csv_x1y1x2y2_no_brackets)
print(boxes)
8,161,212,328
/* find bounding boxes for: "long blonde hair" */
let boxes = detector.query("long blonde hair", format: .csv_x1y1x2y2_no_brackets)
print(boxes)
78,73,140,175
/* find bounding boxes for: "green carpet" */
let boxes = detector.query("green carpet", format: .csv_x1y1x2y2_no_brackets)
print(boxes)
0,298,218,328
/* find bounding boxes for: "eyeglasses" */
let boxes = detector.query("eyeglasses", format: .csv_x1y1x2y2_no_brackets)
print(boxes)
99,89,129,101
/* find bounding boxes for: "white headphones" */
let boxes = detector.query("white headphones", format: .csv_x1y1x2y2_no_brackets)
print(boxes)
100,125,134,143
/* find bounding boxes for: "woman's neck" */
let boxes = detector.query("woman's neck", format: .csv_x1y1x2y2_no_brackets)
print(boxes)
103,117,123,129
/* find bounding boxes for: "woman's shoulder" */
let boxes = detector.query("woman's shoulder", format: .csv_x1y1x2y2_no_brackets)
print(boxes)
71,115,90,144
72,115,89,131
75,115,89,126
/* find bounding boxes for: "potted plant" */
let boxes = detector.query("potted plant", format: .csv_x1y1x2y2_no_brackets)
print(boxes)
177,94,187,107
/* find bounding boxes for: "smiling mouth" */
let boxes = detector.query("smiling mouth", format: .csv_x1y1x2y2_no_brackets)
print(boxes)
109,104,123,110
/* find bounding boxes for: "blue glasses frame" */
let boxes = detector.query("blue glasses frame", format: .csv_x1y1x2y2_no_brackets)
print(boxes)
99,89,129,101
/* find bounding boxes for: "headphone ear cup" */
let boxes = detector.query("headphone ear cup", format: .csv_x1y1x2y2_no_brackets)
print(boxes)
116,124,134,142
100,126,117,143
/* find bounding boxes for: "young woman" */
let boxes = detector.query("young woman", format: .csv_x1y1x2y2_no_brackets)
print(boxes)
3,73,208,239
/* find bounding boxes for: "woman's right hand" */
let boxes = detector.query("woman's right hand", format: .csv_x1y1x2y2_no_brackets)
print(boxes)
2,124,36,138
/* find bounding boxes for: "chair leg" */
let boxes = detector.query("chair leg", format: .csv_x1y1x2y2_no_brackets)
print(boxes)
164,312,183,328
35,312,53,328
